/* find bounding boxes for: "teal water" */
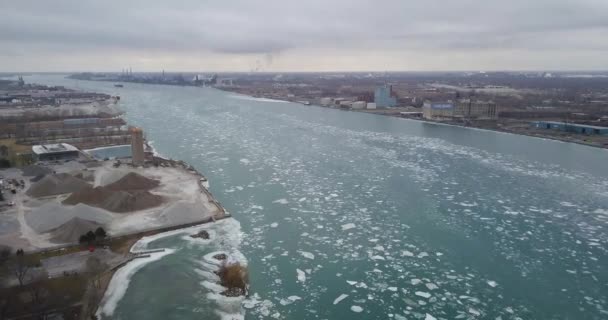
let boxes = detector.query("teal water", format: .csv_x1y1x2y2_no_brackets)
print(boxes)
28,75,608,319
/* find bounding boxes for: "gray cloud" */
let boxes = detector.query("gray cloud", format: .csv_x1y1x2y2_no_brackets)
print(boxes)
1,0,607,70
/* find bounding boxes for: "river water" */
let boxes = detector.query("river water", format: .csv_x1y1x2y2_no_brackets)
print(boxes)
28,75,608,319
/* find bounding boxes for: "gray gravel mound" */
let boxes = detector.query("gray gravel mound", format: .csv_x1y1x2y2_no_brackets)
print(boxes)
26,173,92,198
49,217,102,244
26,202,112,233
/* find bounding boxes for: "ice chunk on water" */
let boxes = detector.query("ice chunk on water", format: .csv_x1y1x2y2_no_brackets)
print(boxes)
296,269,306,283
425,283,439,290
402,250,414,257
239,158,250,165
417,252,429,258
299,251,315,259
273,198,289,204
468,308,481,316
425,314,437,320
270,222,278,228
487,280,498,287
341,223,356,231
388,287,398,292
351,306,363,313
333,294,349,305
411,279,422,285
346,280,357,285
415,291,431,298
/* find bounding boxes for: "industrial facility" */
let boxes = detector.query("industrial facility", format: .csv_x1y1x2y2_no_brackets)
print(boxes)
423,99,498,120
531,121,608,135
422,101,455,120
32,143,80,161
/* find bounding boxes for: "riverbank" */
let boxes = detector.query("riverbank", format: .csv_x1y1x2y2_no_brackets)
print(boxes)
222,87,608,150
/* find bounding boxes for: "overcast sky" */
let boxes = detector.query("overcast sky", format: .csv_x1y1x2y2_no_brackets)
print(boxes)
1,0,607,72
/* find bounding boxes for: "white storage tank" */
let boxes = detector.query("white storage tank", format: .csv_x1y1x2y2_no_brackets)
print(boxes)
367,102,377,109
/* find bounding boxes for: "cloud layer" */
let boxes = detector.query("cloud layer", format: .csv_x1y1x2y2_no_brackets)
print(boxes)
1,0,608,71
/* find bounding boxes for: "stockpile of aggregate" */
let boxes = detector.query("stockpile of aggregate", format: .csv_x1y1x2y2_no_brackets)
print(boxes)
21,165,52,177
26,173,92,198
49,217,101,244
105,172,160,191
26,202,112,233
62,172,164,213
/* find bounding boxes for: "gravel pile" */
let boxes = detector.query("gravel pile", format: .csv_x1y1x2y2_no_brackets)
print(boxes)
21,165,52,177
26,202,112,233
26,173,92,198
105,172,160,191
49,217,101,244
63,187,164,213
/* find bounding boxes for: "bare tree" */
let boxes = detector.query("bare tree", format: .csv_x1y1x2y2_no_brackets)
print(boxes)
12,249,31,287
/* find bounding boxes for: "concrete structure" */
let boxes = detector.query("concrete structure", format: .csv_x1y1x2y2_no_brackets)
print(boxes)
423,101,455,120
352,101,367,109
367,102,377,109
374,85,397,108
531,121,608,135
32,143,79,161
130,127,145,165
455,99,497,119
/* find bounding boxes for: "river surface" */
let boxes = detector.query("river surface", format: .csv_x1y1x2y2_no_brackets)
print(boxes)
27,75,608,319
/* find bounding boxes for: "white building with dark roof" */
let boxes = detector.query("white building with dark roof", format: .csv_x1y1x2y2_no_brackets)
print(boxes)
32,143,79,161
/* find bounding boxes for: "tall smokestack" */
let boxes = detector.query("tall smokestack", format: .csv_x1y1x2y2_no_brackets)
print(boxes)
130,127,145,166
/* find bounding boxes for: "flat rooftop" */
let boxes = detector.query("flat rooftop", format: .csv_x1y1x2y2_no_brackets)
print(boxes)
534,121,608,130
32,143,79,155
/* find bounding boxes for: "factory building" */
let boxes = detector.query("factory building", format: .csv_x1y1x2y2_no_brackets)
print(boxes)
32,143,79,162
423,99,498,120
130,127,145,165
531,121,608,135
374,85,397,108
454,99,497,119
422,101,455,120
351,101,367,109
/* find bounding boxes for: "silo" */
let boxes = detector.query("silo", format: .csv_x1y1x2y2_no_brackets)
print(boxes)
130,127,145,166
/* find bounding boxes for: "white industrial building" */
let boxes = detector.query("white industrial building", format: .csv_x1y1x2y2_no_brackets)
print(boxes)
32,143,80,162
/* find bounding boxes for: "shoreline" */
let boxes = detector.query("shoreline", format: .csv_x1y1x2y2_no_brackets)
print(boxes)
89,148,234,317
64,76,607,151
216,87,608,151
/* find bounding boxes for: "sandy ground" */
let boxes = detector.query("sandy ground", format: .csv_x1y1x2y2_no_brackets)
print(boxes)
0,160,223,250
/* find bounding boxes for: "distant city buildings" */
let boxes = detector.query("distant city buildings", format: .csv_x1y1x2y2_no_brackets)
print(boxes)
374,85,397,108
422,101,455,120
423,99,498,120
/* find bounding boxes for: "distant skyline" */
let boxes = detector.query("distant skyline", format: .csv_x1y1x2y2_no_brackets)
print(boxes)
1,0,608,72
